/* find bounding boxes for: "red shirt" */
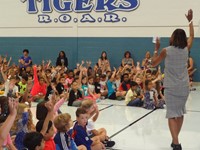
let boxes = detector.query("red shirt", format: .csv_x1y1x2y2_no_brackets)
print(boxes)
31,66,47,96
44,138,56,150
118,83,131,91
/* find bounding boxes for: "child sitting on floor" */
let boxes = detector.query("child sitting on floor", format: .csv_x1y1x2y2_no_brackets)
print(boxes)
54,113,86,150
36,101,56,150
81,100,115,148
125,81,144,107
12,103,35,150
68,81,83,107
143,80,156,110
88,76,100,101
72,107,105,150
107,68,126,100
0,96,18,150
99,74,108,99
118,73,131,93
23,132,45,150
152,81,165,109
66,70,74,88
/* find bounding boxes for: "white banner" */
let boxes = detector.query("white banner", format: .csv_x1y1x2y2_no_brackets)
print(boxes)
0,0,199,37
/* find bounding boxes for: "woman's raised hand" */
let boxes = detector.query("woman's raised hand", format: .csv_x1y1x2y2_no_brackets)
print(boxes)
155,37,160,51
185,9,193,22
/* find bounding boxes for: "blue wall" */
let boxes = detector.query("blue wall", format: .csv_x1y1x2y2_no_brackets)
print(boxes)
0,37,199,81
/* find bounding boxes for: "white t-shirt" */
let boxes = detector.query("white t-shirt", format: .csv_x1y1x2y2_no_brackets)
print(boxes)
100,81,107,92
86,119,95,136
88,84,95,93
3,80,18,97
115,79,121,89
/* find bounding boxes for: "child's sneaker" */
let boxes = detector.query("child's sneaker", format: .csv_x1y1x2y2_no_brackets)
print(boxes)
96,98,101,103
103,140,115,148
100,96,105,100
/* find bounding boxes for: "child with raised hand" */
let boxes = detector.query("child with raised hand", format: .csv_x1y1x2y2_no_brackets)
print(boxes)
18,75,28,96
56,75,66,95
152,81,165,109
143,80,156,110
81,100,115,148
1,66,19,98
99,74,108,99
78,66,89,98
36,101,56,150
118,73,131,92
68,81,83,107
30,65,47,102
0,97,18,150
52,91,69,117
87,76,100,101
66,70,74,88
37,91,69,120
81,75,89,98
107,67,126,100
54,113,86,150
73,107,105,150
12,103,35,150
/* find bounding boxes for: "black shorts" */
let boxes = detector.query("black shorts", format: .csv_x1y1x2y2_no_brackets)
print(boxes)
108,92,117,100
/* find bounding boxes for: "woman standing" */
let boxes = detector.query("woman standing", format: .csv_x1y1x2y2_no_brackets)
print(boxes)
56,51,68,68
152,9,194,150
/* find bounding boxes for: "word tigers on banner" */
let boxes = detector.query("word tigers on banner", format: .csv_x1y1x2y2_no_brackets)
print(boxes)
21,0,140,23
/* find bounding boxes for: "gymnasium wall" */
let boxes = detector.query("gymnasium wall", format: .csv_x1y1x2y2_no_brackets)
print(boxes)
0,0,200,81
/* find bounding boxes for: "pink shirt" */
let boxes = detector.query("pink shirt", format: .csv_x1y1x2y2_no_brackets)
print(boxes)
53,98,65,117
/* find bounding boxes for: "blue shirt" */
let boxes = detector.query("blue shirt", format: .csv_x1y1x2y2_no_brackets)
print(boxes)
82,85,88,96
73,122,92,150
107,80,115,97
54,132,78,150
20,56,32,68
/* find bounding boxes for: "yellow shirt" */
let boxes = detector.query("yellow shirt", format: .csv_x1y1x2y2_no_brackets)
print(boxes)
18,82,27,94
125,89,137,105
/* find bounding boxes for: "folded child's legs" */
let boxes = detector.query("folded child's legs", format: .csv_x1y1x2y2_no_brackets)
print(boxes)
127,98,143,107
97,128,107,141
116,91,126,97
91,137,105,150
101,91,108,97
91,136,100,142
94,94,101,99
72,101,82,107
78,145,87,150
91,142,105,150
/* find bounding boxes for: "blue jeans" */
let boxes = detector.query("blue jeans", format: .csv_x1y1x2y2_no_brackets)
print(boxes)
127,98,143,107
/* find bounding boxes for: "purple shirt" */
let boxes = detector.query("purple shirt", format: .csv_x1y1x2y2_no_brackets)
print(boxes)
20,56,32,68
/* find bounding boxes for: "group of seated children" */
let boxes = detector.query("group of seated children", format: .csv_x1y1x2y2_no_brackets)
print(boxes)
0,53,166,109
0,92,115,150
0,51,168,150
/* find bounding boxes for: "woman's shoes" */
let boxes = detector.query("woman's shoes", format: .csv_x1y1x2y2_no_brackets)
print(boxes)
171,142,175,148
171,143,182,150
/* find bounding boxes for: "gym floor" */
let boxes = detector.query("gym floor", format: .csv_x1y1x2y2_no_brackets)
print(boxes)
31,85,200,150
